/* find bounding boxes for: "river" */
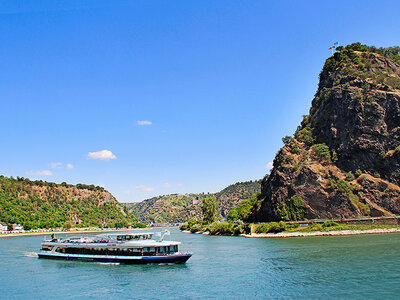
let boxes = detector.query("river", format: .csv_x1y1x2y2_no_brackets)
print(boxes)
1,228,400,299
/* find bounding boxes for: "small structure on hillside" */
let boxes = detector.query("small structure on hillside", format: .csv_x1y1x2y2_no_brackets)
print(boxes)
191,197,201,205
12,224,24,231
0,222,8,233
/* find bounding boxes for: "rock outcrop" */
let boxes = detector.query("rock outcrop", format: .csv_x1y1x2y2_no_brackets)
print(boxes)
252,44,400,222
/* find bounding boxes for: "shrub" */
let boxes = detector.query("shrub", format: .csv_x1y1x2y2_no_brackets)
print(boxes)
322,221,339,228
290,142,300,154
209,221,240,235
282,136,292,145
332,151,338,163
312,143,331,162
373,172,381,178
355,169,362,177
380,150,387,159
255,222,287,234
187,218,198,227
295,127,315,146
345,172,355,182
227,193,260,222
232,220,246,235
307,223,324,231
284,154,295,165
190,223,203,233
355,92,363,102
286,223,300,230
335,179,352,194
278,196,306,221
395,145,400,155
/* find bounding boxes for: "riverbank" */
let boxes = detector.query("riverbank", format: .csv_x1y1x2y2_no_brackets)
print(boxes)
180,220,400,238
244,227,400,238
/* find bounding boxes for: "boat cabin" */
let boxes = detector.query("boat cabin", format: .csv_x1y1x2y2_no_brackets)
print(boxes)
104,233,154,241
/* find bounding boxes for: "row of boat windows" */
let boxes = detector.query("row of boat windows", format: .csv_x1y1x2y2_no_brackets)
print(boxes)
115,235,152,241
53,245,178,256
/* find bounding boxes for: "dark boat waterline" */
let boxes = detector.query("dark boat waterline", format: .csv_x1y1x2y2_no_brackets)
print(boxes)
38,252,192,264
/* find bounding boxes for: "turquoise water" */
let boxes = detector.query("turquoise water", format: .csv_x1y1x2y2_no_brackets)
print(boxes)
1,228,400,299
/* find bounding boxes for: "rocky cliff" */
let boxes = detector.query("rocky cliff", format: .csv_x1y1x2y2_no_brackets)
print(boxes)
252,43,400,222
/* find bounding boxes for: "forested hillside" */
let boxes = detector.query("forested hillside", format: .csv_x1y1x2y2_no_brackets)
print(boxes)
0,176,142,229
124,180,262,223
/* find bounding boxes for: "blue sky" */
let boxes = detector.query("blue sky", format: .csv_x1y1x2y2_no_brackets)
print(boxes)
1,1,400,202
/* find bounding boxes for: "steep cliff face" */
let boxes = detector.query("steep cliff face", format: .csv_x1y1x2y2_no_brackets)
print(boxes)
252,44,400,222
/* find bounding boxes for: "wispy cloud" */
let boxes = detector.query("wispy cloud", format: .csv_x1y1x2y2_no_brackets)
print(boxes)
66,163,74,169
135,185,154,192
266,161,273,170
137,120,152,126
88,150,117,161
163,182,171,188
27,170,52,176
49,162,62,169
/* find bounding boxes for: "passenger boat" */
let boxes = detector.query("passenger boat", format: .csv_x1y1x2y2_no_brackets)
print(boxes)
38,230,192,264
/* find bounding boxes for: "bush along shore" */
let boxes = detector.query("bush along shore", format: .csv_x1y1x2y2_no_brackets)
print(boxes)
180,219,400,238
180,193,400,237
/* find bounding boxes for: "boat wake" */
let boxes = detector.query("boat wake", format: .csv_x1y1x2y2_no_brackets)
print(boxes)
98,262,120,266
21,251,38,258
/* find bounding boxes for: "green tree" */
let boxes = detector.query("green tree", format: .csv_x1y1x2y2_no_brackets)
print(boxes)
201,197,218,224
282,136,292,145
312,143,331,162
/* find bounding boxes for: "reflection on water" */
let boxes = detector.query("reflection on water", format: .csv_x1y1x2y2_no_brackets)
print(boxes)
1,229,400,299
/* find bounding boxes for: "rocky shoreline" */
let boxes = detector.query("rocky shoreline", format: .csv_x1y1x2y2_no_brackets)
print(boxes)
243,227,400,238
182,227,400,238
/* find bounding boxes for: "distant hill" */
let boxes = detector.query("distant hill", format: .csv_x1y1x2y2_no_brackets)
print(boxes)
0,175,140,229
123,180,262,223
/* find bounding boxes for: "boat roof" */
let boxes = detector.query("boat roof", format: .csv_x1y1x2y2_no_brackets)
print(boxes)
103,232,155,236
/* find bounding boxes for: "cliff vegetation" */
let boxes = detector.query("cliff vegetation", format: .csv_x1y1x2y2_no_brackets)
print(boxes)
252,43,400,222
124,180,262,223
0,175,145,229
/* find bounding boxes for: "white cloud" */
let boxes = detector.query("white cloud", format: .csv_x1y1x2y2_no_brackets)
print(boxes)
66,163,74,169
137,120,152,126
135,185,154,192
176,183,183,187
49,162,62,169
27,170,52,176
266,161,273,170
163,182,171,188
88,150,117,161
